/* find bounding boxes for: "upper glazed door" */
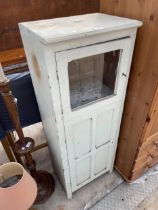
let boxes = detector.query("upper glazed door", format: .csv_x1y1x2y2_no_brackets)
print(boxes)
56,38,133,121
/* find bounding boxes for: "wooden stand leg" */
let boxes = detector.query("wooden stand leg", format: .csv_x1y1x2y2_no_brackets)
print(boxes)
0,79,55,204
6,133,23,165
1,137,15,162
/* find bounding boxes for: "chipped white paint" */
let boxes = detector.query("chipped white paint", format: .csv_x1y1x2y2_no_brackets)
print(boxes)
19,13,142,199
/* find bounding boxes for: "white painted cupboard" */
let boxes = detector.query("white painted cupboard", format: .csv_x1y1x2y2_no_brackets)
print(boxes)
19,13,142,198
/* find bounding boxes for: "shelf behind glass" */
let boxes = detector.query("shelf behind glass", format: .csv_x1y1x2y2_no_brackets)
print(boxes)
68,50,120,110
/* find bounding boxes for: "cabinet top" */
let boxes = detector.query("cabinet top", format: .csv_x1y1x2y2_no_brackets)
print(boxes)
19,13,142,44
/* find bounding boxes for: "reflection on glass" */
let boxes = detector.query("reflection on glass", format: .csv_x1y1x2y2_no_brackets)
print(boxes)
68,50,120,109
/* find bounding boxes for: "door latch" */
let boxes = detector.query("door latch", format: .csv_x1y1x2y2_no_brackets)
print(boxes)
122,73,127,77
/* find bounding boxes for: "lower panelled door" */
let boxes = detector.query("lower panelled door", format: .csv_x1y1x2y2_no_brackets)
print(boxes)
65,101,122,192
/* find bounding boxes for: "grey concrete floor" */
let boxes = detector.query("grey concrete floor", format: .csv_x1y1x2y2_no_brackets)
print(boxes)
90,165,158,210
136,188,158,210
1,123,158,210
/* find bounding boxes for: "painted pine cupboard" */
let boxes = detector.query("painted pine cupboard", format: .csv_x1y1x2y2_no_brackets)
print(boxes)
19,13,142,198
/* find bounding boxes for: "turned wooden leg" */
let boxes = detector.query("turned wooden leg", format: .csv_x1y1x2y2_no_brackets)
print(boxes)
0,78,55,204
6,133,23,165
1,137,15,162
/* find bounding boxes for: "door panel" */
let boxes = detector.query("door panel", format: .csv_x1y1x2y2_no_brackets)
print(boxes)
55,38,133,191
72,118,92,159
95,109,113,148
68,51,120,110
94,144,110,175
65,102,122,191
76,156,91,185
56,37,133,121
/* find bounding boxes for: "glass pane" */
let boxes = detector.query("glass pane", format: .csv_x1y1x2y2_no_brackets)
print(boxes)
68,50,120,109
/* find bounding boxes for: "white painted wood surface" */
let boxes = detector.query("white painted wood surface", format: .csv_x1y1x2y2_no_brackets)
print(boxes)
19,13,142,44
19,13,142,199
56,38,133,121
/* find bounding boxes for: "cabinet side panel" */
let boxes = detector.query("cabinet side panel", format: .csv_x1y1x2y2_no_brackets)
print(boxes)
19,26,72,197
100,0,158,179
130,84,158,180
